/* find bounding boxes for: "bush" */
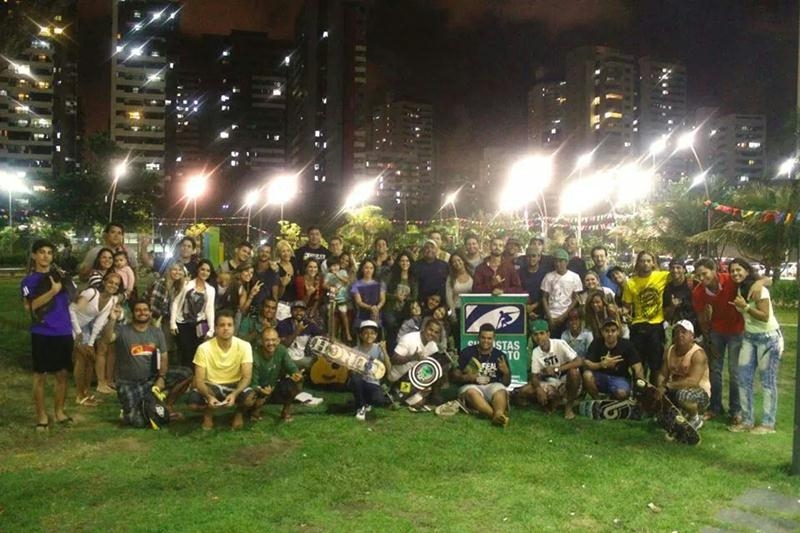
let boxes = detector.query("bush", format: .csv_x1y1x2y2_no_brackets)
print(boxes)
771,279,799,307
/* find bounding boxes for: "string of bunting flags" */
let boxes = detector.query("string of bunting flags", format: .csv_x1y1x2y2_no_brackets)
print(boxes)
703,200,800,226
390,212,633,231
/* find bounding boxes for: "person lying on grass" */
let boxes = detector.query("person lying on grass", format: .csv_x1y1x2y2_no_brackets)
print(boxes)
451,323,511,427
188,311,253,430
102,300,193,427
246,326,303,423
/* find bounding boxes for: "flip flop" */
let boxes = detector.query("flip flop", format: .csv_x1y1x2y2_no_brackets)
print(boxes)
77,396,100,407
56,416,74,426
35,422,49,432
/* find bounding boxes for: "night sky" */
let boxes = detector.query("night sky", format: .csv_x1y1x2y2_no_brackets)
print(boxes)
82,0,799,178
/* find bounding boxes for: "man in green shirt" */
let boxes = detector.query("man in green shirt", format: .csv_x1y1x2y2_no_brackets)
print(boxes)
247,327,304,422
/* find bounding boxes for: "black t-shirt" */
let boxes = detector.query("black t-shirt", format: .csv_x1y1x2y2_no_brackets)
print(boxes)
294,245,330,272
663,279,699,330
586,337,641,378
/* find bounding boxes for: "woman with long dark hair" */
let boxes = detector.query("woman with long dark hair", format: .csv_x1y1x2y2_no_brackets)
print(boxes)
295,258,323,325
170,258,216,366
383,251,418,351
728,258,783,434
351,259,386,331
86,248,115,290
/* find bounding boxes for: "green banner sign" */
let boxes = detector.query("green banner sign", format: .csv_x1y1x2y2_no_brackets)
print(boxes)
460,293,529,387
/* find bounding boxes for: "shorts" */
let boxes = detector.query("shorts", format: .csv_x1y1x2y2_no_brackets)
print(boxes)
31,334,73,374
336,304,348,314
591,372,631,396
459,382,507,403
117,367,193,427
254,377,300,404
539,376,582,400
188,382,253,407
667,387,709,411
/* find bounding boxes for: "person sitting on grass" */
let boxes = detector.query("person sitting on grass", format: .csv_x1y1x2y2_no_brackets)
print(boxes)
655,319,710,432
451,324,511,427
582,318,645,400
22,239,75,431
189,311,254,430
103,300,193,427
350,320,391,421
388,319,445,409
247,326,303,423
560,309,593,358
515,319,583,419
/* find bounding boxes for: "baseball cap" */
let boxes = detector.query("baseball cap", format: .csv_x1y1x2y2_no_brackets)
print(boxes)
531,319,550,333
423,238,438,247
359,320,379,331
525,247,540,257
553,248,569,261
291,300,306,309
601,317,619,328
31,239,55,253
530,234,545,243
672,319,694,334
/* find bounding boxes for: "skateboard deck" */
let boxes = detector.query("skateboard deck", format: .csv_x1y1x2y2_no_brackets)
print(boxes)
633,379,700,445
578,398,641,420
393,357,444,406
306,336,386,381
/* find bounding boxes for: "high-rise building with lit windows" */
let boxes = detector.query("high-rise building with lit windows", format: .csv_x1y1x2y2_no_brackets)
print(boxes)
565,46,636,165
528,81,567,148
0,5,78,182
287,0,369,212
698,113,766,185
368,98,434,214
637,58,687,149
110,0,180,173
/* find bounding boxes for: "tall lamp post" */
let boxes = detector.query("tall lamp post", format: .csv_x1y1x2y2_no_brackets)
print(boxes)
265,173,299,221
442,188,460,243
243,189,259,241
185,174,208,223
574,152,594,250
500,155,553,236
678,129,712,255
108,162,127,223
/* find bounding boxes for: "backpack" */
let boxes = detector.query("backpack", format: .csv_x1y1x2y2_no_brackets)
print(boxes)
141,386,170,430
29,267,79,324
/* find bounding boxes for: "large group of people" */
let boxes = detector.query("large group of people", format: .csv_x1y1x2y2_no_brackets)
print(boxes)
22,222,784,436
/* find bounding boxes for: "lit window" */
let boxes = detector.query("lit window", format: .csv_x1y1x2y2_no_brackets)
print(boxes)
221,94,229,102
220,131,229,139
230,160,238,166
128,111,141,120
231,151,239,157
222,50,230,57
284,56,290,66
272,88,282,96
322,30,329,38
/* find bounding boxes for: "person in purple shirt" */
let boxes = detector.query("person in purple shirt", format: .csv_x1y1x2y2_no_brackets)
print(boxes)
21,239,75,431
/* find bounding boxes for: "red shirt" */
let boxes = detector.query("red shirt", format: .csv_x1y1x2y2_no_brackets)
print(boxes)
473,259,523,294
691,272,743,335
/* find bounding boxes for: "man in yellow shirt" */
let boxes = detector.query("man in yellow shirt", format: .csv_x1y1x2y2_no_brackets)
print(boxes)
622,251,669,383
190,310,253,430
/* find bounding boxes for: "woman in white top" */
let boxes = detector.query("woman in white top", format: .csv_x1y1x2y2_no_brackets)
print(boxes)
446,251,474,349
171,259,216,367
729,258,783,434
70,271,122,404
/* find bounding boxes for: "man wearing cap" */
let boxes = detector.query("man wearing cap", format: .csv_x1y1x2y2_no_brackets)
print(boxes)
415,239,449,303
277,300,322,369
350,320,391,421
540,248,583,339
516,235,555,273
247,326,303,423
473,237,523,295
655,319,710,430
452,323,511,426
516,319,583,419
519,247,548,321
583,318,645,400
189,311,254,430
462,234,484,273
22,239,75,430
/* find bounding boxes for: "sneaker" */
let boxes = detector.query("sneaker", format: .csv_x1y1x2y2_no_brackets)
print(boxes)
365,405,372,412
689,414,704,431
728,423,753,433
751,425,776,435
355,406,367,422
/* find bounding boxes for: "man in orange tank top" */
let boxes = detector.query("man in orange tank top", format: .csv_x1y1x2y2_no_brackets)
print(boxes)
655,320,710,431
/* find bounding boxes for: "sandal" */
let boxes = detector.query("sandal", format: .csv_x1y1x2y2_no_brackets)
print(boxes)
56,416,74,426
280,413,294,423
35,422,49,432
96,384,115,395
77,395,100,407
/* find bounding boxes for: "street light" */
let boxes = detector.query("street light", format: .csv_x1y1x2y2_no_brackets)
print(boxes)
343,179,376,210
575,152,593,172
442,188,461,242
560,172,607,249
649,137,667,169
108,161,127,223
265,173,298,220
243,189,259,241
615,164,655,208
500,155,553,233
1,170,27,229
779,157,797,179
185,173,208,223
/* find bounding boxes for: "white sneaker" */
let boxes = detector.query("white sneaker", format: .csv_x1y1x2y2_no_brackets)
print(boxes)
355,406,367,421
365,404,372,412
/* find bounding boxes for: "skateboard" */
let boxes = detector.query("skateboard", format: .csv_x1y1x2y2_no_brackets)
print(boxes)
305,336,386,381
633,379,700,445
393,357,444,406
578,398,641,420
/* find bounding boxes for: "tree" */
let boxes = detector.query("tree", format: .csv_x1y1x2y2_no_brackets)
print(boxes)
336,206,392,259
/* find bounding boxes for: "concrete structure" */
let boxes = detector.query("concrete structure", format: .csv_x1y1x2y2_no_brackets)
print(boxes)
705,113,767,185
528,81,568,148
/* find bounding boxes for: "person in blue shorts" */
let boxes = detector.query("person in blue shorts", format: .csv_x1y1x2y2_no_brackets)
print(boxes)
582,318,645,400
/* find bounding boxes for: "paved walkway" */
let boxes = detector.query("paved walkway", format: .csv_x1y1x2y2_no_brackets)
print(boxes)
702,488,800,532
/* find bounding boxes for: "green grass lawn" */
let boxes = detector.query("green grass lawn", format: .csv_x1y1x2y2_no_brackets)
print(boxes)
0,277,798,532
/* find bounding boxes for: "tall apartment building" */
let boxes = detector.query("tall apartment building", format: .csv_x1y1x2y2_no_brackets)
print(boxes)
698,113,766,185
287,0,368,212
565,46,636,166
0,6,78,183
110,0,180,172
528,81,568,148
637,57,687,149
368,99,434,214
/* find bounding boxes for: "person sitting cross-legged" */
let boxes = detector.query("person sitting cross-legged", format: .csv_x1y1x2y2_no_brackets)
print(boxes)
452,324,511,427
350,320,392,421
246,326,303,423
188,311,254,430
515,319,583,419
582,318,645,400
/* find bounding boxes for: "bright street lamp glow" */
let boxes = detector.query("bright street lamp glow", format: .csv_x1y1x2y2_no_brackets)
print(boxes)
265,174,298,206
559,173,607,215
615,164,654,206
499,155,553,211
185,174,208,200
0,170,27,193
677,130,696,151
689,170,709,190
113,162,127,181
343,179,376,209
244,189,260,208
649,138,667,157
443,189,459,207
778,158,796,177
575,152,593,171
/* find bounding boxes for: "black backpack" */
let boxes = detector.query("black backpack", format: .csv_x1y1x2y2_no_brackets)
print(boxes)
29,267,79,324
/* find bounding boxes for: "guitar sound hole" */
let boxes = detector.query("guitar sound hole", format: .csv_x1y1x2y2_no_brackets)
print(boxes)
332,363,341,369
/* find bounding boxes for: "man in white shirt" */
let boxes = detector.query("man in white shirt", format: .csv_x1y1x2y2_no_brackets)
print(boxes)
389,320,445,408
540,248,583,339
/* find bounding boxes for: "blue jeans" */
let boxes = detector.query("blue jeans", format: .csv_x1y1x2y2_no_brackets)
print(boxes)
738,330,782,428
708,331,742,416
